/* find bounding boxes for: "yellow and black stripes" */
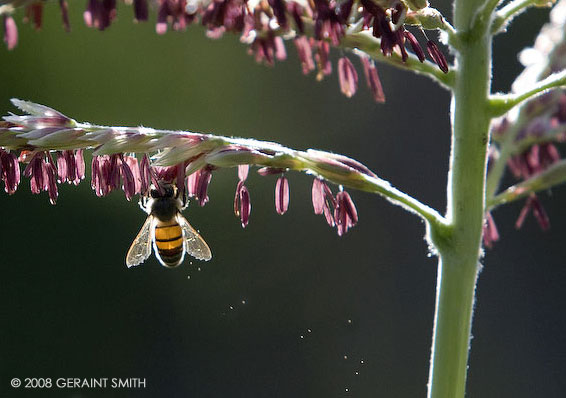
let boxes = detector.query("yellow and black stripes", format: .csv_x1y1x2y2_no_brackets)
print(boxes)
154,221,184,267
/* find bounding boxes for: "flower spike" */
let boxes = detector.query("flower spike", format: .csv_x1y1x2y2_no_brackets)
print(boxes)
1,99,445,227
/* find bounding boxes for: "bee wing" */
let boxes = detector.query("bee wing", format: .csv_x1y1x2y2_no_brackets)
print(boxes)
177,214,212,261
126,216,155,267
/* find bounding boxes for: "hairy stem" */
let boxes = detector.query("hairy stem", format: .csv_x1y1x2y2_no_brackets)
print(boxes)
492,0,548,34
485,112,525,200
427,0,493,396
343,30,455,88
1,100,445,226
489,70,566,116
489,159,566,208
428,252,480,398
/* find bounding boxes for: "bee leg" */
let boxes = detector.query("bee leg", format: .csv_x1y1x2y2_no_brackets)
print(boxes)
182,191,188,209
179,188,189,210
138,196,148,212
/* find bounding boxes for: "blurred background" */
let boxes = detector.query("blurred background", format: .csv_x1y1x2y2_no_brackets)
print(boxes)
1,1,565,397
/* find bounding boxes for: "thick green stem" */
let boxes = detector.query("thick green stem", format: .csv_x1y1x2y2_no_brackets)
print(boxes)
428,253,480,398
427,0,493,397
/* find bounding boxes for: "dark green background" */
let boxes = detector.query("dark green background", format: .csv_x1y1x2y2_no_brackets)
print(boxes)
1,1,565,397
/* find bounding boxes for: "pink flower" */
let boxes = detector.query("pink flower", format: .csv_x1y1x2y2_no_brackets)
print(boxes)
234,181,251,227
312,178,358,235
0,149,20,194
275,176,290,215
234,165,251,227
404,30,425,62
294,36,315,75
360,56,385,103
313,0,346,46
515,194,550,231
312,178,336,227
3,16,18,50
188,167,214,206
426,41,449,74
23,152,58,204
338,57,358,98
334,191,358,236
56,150,85,185
59,0,71,32
84,0,117,31
91,154,141,200
133,0,148,22
482,212,499,248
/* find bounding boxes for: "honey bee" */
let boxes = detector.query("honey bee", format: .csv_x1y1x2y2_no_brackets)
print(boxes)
126,184,212,268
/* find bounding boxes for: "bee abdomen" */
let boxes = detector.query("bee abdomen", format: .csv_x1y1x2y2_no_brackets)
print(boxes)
157,247,184,267
155,222,184,267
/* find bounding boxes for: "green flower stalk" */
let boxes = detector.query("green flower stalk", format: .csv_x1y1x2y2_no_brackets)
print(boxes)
0,98,443,229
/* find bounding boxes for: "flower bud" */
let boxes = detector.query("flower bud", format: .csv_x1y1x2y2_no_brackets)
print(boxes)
405,8,445,30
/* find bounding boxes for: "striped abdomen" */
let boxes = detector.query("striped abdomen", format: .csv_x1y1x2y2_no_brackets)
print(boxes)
154,219,184,267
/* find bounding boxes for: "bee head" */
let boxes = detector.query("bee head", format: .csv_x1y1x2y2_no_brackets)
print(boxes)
150,184,176,199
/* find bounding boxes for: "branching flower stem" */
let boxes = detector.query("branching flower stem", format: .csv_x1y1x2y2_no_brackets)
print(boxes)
487,94,566,203
298,19,456,89
491,0,550,34
0,99,445,228
489,70,566,116
489,158,566,208
481,0,506,20
509,124,566,153
486,6,566,202
486,106,529,200
342,30,456,89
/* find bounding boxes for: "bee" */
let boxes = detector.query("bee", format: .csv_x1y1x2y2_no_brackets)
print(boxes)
126,183,212,268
